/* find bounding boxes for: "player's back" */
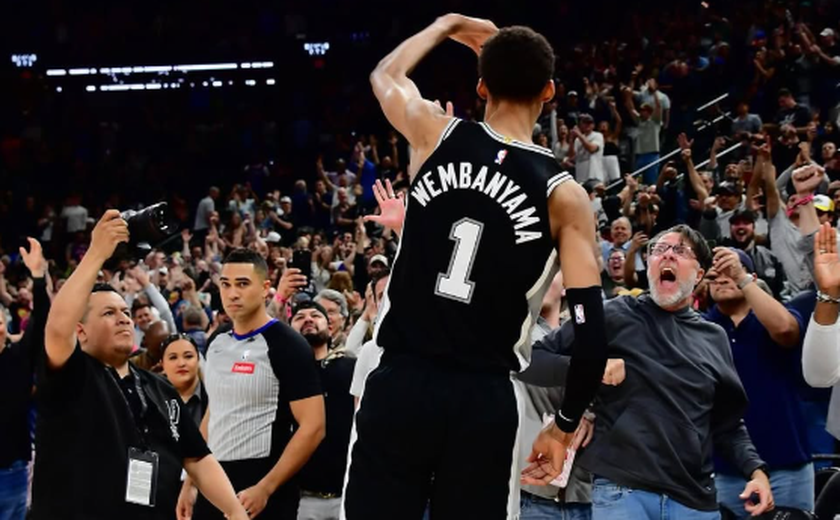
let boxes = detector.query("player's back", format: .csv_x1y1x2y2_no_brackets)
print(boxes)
375,119,574,372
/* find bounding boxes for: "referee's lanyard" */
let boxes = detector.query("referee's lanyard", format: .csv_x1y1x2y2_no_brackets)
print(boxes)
106,364,160,508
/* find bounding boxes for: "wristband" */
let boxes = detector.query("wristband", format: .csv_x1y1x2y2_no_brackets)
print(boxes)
785,193,814,218
274,293,288,305
816,290,840,304
737,275,754,291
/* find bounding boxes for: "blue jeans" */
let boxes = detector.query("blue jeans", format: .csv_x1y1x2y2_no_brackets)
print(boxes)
715,463,814,519
0,461,28,520
520,492,591,520
591,478,720,520
635,153,661,185
801,399,835,470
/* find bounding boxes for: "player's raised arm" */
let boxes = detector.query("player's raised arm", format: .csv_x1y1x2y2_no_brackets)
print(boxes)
370,14,497,176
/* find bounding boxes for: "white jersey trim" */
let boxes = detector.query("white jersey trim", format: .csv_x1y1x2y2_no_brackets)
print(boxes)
506,378,525,520
479,122,556,158
514,250,559,372
431,118,461,153
546,172,574,197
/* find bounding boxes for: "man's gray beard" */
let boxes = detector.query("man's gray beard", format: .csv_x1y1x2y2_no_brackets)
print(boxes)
649,268,697,309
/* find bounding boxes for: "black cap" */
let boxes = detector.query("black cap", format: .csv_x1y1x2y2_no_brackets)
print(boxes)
715,181,740,195
729,208,756,224
291,300,330,323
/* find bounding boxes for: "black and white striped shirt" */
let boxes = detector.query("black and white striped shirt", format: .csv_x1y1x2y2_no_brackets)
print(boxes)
204,319,321,462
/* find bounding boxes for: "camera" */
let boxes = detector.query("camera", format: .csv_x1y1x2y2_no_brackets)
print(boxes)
105,202,177,270
121,202,176,251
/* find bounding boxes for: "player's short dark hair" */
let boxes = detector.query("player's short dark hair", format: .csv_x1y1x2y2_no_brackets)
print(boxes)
479,26,555,102
650,224,712,271
222,248,269,279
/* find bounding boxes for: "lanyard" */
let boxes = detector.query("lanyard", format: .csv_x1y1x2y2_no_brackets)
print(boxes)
106,364,151,449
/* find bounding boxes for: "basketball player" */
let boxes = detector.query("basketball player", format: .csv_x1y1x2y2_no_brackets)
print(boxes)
342,14,608,520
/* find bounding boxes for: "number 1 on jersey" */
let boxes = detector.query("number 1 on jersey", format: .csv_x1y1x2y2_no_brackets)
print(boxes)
436,218,484,304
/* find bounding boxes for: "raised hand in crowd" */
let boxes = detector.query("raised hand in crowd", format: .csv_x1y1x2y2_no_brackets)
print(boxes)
132,265,151,289
677,132,694,151
20,237,47,278
814,222,840,299
361,282,378,323
792,163,825,196
364,179,406,236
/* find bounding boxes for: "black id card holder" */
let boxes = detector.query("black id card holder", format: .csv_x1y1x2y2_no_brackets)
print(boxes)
125,447,159,507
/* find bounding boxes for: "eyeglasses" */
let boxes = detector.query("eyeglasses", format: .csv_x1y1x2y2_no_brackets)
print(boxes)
648,242,696,259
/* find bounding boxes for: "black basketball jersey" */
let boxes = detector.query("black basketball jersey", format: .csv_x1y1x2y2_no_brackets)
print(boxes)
375,119,574,373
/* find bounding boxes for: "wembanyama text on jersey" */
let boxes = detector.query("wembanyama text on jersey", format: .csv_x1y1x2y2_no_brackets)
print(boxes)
375,119,574,373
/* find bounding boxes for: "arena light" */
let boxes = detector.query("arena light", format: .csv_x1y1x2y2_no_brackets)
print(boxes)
85,85,96,92
174,63,238,72
266,78,276,85
55,86,62,92
45,61,272,79
304,42,330,56
11,54,37,68
101,84,133,91
245,79,256,86
212,80,223,87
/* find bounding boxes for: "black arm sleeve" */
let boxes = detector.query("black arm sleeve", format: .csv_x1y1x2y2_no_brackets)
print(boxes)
555,287,608,433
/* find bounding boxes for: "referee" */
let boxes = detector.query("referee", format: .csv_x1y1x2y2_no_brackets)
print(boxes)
184,249,325,520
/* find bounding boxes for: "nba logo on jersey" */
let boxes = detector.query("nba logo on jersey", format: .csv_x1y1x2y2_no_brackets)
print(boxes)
574,304,586,324
494,149,508,165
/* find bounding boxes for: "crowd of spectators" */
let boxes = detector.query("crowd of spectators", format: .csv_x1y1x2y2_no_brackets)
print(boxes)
4,0,840,517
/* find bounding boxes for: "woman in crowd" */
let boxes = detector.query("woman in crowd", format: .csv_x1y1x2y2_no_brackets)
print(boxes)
160,334,207,426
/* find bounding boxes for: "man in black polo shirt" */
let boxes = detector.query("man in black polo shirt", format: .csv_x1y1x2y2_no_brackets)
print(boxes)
290,301,355,520
186,249,325,520
33,210,248,520
0,238,49,520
